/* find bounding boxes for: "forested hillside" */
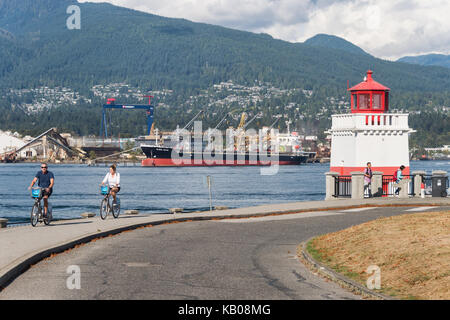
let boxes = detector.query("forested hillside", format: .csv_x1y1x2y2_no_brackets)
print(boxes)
0,0,448,148
398,54,450,69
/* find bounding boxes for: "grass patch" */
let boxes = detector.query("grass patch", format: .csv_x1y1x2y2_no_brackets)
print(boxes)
306,210,450,300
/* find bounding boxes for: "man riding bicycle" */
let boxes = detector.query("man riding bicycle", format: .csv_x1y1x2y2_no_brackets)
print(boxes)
100,164,120,204
28,163,54,218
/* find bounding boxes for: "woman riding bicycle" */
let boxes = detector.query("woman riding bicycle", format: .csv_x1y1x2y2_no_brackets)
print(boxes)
100,164,120,204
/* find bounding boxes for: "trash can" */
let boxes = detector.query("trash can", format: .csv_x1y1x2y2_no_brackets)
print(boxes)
432,176,448,197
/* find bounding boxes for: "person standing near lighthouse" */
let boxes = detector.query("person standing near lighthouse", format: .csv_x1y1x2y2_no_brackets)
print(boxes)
394,165,406,196
364,162,373,197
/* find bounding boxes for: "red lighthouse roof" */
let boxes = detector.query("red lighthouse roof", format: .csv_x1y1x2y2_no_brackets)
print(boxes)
348,70,390,113
348,70,390,91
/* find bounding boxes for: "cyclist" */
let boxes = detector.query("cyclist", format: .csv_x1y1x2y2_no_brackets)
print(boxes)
28,163,54,218
100,164,120,205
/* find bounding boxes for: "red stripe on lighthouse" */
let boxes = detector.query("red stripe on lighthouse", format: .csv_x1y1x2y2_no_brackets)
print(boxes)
330,166,410,176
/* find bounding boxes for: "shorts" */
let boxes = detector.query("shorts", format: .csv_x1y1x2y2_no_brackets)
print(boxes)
111,186,120,193
42,188,53,198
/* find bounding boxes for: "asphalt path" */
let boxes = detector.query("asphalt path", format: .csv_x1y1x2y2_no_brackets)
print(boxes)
1,205,448,300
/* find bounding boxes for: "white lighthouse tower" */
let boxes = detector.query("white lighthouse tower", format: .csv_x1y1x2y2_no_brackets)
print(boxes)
328,70,414,176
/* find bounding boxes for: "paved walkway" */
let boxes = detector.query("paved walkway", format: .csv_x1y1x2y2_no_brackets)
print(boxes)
1,197,449,289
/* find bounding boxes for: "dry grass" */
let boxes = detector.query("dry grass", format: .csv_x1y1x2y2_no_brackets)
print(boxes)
308,210,450,300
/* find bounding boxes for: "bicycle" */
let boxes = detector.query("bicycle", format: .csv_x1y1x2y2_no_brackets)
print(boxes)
30,187,52,227
100,185,120,220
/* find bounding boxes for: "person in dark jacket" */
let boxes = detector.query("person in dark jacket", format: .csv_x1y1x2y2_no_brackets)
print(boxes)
364,162,373,197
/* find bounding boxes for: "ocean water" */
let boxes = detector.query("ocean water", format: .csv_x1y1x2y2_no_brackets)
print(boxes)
0,160,449,225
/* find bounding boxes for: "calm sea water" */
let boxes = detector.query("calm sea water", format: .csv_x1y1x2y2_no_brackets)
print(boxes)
0,160,449,224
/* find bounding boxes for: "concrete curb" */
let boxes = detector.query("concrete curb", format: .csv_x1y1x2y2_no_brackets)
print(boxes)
0,199,448,291
299,238,396,300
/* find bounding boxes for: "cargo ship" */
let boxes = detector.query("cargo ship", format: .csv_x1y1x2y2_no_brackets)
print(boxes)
136,110,314,167
141,144,309,167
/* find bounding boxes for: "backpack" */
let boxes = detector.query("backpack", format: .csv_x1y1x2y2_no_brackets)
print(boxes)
393,170,398,182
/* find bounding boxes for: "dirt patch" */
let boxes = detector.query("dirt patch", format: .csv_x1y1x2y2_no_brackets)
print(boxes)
307,210,450,300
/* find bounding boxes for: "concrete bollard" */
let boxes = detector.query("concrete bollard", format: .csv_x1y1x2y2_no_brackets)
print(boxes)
214,206,229,210
395,180,409,198
412,171,426,198
371,171,383,197
325,172,339,200
392,178,410,198
81,212,96,218
0,218,7,229
432,170,447,176
351,172,364,199
169,208,183,214
124,210,139,215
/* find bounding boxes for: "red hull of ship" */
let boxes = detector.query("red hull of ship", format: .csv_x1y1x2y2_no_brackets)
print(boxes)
142,158,298,167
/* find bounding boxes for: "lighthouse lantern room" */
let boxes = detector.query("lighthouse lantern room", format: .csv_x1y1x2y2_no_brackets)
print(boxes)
349,70,390,113
328,70,414,176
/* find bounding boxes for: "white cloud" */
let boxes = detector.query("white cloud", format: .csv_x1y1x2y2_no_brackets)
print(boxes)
79,0,450,60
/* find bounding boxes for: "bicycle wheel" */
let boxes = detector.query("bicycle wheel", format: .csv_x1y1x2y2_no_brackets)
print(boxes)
112,198,120,219
43,211,52,225
100,198,108,220
31,203,40,227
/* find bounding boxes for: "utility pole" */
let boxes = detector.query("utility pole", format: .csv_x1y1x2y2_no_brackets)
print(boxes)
206,175,212,211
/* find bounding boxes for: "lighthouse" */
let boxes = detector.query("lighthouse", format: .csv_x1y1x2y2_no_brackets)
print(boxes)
328,70,414,176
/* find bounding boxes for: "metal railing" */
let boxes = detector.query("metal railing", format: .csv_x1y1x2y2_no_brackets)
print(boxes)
421,175,433,196
329,172,448,200
419,175,448,196
333,175,352,198
382,175,415,197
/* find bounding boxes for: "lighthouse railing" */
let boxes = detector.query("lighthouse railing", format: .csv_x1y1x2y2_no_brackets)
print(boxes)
381,175,415,197
331,113,410,131
333,175,352,198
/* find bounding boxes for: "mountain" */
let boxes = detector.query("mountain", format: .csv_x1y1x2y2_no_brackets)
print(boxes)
0,36,32,78
303,34,370,56
0,0,448,146
0,0,74,35
397,54,450,69
0,0,450,93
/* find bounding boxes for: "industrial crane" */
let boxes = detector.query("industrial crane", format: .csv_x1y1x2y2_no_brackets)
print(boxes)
100,96,154,139
269,117,280,130
243,113,258,129
233,112,259,151
262,117,280,148
214,112,230,130
237,112,247,130
182,109,204,131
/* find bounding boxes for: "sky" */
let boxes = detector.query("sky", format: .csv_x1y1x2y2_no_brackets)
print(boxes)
79,0,450,60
